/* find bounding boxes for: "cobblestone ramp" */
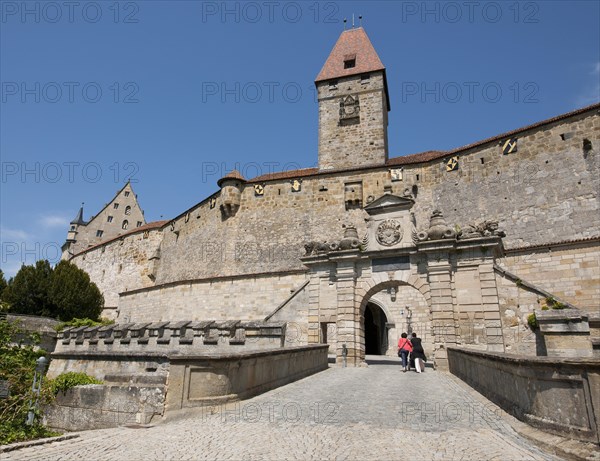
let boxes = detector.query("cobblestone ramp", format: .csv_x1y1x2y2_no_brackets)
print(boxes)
5,358,559,461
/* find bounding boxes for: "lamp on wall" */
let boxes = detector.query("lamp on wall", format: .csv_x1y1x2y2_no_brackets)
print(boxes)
390,287,396,302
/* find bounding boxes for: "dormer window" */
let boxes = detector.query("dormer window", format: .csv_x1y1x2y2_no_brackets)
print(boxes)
344,54,356,69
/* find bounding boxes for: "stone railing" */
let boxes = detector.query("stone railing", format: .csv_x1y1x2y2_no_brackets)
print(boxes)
448,346,600,444
56,321,286,353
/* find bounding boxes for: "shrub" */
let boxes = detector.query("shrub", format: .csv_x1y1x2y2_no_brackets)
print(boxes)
48,372,102,396
0,320,58,445
527,313,538,330
55,317,114,332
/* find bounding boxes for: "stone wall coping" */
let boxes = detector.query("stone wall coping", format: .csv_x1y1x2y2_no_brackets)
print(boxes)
447,346,600,368
536,309,588,322
51,350,171,360
168,344,329,362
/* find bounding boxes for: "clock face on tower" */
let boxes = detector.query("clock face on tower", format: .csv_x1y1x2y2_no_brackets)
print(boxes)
339,95,360,121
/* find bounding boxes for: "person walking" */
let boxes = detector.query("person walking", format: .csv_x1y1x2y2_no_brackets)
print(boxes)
397,333,413,372
410,332,427,373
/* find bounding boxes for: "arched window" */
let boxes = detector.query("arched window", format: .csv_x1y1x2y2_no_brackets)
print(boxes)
122,220,129,230
125,206,132,215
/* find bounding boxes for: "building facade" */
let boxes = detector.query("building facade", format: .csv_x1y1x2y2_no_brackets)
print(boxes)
64,28,600,367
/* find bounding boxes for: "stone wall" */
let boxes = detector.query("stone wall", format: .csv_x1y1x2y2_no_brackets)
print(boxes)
448,346,600,444
70,227,163,317
66,108,599,330
154,109,599,285
118,271,308,324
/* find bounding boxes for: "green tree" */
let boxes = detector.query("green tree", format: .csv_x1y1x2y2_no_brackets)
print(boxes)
0,269,7,300
3,261,55,318
49,261,104,321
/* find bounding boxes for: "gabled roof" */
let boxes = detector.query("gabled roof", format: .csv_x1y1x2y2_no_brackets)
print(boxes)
364,193,414,215
316,27,386,83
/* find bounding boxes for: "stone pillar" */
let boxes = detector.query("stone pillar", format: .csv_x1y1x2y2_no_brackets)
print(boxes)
307,270,321,345
427,256,457,370
335,259,360,366
479,262,504,352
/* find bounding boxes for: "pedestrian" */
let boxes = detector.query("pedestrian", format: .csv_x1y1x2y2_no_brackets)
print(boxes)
397,333,413,372
410,332,427,373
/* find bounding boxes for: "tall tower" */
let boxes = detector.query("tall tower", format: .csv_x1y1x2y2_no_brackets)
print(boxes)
316,27,390,171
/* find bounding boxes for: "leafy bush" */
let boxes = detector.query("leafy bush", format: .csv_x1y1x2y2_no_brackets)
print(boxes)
48,372,102,396
0,320,58,445
545,297,567,310
55,317,114,332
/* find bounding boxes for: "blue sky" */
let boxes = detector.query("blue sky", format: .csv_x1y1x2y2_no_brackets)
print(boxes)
1,0,599,277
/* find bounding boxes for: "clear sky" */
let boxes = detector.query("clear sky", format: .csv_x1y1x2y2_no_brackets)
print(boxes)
1,0,599,277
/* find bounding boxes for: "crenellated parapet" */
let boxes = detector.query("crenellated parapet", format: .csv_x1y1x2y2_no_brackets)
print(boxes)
56,320,286,352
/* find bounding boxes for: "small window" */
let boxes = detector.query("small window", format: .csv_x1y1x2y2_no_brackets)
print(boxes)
107,216,113,223
125,206,132,215
122,220,129,230
124,191,130,197
361,73,370,82
329,79,338,89
70,225,75,231
96,230,103,238
137,221,142,227
344,59,356,69
114,203,119,209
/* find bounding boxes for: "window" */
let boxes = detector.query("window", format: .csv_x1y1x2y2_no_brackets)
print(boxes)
70,225,75,231
125,206,132,215
344,58,356,69
329,79,338,89
124,191,130,197
137,221,143,227
114,203,119,209
107,216,113,223
96,230,103,238
361,73,370,83
122,220,129,230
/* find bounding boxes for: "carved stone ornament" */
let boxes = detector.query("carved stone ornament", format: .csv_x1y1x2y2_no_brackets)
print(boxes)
376,219,403,247
339,95,360,120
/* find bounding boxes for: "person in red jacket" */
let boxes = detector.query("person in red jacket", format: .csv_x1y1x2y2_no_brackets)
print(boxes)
397,332,413,372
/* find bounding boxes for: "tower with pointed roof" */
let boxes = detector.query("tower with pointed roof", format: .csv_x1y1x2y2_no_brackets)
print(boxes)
316,27,390,171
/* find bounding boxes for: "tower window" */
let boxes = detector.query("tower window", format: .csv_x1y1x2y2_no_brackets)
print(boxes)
114,203,119,209
70,225,75,231
124,191,130,197
344,59,356,69
96,230,103,238
122,220,129,230
125,206,132,215
107,216,113,223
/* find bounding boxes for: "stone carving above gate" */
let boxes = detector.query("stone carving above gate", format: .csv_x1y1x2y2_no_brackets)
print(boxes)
376,219,403,247
417,210,506,242
363,193,416,251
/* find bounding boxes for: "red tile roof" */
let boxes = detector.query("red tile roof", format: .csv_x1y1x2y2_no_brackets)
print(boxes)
315,28,385,82
217,169,247,187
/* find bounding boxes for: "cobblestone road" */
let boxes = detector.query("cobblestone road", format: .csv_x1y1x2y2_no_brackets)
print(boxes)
3,358,559,461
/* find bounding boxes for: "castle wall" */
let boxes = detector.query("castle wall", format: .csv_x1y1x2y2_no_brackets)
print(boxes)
117,271,308,324
154,111,599,291
70,227,163,319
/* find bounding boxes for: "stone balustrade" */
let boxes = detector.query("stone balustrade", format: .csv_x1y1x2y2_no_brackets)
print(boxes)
56,321,286,352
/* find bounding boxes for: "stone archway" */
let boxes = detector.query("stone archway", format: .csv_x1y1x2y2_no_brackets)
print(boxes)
357,277,432,360
364,301,388,355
